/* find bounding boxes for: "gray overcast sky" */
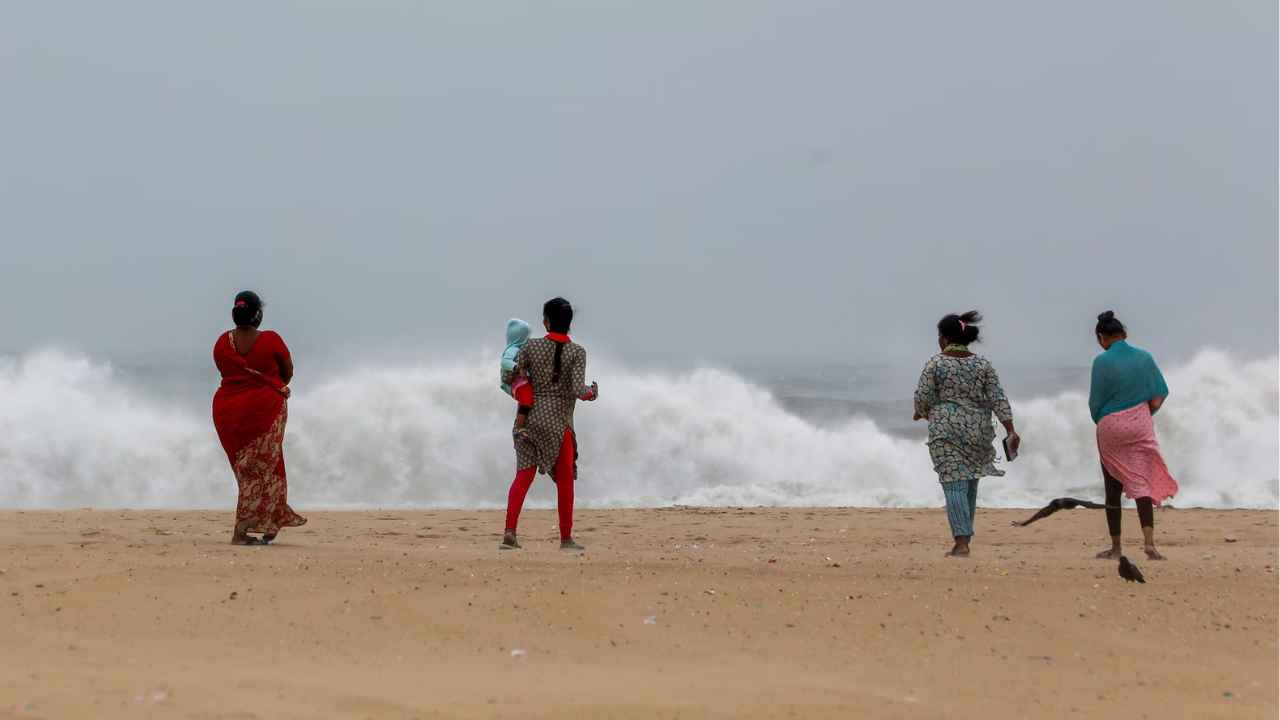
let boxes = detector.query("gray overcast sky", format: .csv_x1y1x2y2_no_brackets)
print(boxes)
1,1,1275,367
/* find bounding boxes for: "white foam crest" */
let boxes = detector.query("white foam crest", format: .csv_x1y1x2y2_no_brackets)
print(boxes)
1003,350,1278,508
0,348,1274,509
0,350,227,508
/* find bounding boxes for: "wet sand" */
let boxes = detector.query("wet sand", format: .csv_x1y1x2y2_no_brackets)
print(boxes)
0,508,1275,719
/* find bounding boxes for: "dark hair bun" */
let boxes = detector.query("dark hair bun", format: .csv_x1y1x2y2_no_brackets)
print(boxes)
1095,310,1125,337
937,310,982,345
232,290,264,329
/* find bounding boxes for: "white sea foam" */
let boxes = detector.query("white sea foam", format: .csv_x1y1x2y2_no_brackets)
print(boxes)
0,348,1275,509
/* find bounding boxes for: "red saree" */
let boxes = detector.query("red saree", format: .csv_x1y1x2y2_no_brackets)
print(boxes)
212,330,306,535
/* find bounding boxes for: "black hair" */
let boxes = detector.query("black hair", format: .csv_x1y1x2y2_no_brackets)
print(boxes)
1096,310,1126,337
232,290,264,329
543,297,573,334
937,310,982,345
543,297,574,384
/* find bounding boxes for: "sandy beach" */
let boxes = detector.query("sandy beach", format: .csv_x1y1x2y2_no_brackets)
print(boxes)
1,507,1275,719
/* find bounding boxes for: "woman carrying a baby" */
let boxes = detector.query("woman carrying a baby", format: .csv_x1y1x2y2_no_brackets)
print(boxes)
499,297,599,551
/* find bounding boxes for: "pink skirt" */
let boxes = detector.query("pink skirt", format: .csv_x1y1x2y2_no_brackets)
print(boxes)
1096,403,1179,505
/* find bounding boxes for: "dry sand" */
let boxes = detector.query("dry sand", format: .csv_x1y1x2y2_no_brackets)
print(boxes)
0,507,1275,719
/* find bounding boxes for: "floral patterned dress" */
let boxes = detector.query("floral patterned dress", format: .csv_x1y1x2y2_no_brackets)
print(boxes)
507,336,593,477
913,353,1013,483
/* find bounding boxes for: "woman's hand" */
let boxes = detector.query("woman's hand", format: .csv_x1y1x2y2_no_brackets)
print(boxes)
1005,430,1021,454
582,381,599,401
280,386,292,399
912,412,926,422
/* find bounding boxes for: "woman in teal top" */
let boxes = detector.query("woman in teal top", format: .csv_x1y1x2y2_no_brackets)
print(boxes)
1088,327,1169,425
1089,311,1178,561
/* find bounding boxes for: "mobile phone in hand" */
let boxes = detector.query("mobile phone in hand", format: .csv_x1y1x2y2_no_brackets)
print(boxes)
1003,437,1019,462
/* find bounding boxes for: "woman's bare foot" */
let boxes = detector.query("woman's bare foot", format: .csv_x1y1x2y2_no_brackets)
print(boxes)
500,530,521,549
1144,545,1166,560
946,541,971,558
1095,546,1122,560
231,519,262,545
560,538,585,551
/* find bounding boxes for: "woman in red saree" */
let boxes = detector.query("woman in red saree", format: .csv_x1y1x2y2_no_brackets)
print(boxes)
212,291,306,545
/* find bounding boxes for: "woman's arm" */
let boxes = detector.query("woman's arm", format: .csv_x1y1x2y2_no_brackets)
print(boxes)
573,347,597,401
912,358,937,421
1087,358,1105,424
1147,355,1169,415
985,362,1014,425
213,335,228,376
1001,417,1019,453
275,334,294,385
278,354,294,386
984,362,1019,448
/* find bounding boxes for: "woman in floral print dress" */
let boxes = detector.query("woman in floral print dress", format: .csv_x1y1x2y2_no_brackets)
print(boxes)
913,311,1019,557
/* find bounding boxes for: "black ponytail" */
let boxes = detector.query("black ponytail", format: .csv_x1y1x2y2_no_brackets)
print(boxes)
551,343,565,385
937,310,982,345
1096,310,1126,337
543,297,574,385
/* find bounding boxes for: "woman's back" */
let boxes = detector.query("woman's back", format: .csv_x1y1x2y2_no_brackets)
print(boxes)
520,337,587,402
920,354,1009,415
214,330,290,391
1089,340,1167,423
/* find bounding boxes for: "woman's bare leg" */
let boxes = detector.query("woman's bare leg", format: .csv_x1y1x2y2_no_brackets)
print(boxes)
1096,470,1124,559
1141,525,1164,559
1137,498,1164,559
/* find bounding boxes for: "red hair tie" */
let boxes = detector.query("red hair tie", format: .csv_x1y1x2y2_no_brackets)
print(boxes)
234,300,248,308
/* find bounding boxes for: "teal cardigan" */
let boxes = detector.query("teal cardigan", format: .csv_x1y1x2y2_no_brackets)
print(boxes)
1088,340,1169,424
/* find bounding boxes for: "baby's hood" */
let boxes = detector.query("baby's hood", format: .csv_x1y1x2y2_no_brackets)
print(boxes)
506,318,531,347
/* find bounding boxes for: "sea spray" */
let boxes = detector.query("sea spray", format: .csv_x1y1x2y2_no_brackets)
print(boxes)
0,348,1275,509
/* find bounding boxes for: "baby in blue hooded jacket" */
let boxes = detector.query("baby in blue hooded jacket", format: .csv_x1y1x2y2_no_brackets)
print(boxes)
501,318,534,438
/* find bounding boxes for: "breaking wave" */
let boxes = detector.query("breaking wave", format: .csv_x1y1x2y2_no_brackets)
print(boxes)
0,348,1275,509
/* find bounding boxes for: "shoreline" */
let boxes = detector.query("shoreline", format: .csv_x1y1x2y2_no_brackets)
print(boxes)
7,503,1277,512
2,508,1275,719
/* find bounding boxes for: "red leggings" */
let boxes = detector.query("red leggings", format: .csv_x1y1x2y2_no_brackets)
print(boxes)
505,428,575,540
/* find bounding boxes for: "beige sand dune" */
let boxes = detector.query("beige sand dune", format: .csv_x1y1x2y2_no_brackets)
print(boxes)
1,508,1275,719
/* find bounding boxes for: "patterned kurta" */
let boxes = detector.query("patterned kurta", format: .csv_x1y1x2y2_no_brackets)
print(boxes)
505,337,592,477
913,353,1014,484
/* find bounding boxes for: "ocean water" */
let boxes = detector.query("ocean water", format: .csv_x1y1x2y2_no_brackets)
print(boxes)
0,347,1275,509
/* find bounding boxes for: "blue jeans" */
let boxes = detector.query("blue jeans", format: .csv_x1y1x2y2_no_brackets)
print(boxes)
941,479,979,538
